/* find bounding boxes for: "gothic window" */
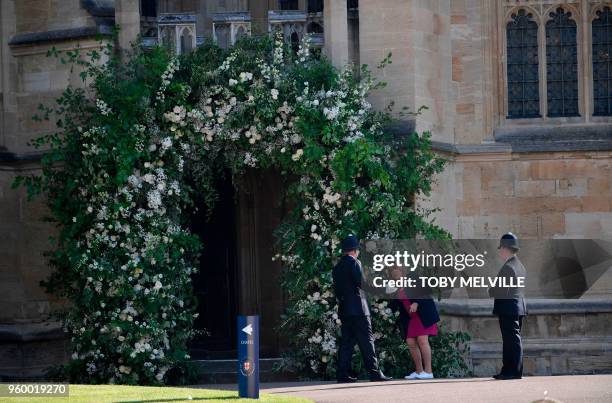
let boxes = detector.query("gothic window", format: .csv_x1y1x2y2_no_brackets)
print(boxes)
308,0,323,13
348,0,358,10
546,8,579,117
506,9,540,118
179,27,194,54
290,32,300,53
279,0,299,10
593,7,612,116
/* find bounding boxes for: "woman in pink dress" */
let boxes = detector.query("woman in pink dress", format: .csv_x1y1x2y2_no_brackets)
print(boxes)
389,267,440,380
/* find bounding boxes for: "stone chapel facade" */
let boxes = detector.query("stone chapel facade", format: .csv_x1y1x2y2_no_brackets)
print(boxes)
0,0,611,379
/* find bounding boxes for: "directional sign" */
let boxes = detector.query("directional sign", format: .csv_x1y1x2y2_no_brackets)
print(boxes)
242,323,253,336
237,315,259,399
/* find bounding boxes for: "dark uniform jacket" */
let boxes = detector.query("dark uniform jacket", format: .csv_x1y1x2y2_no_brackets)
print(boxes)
332,255,370,317
488,255,527,316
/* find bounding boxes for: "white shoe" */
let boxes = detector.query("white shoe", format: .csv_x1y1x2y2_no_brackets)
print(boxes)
416,372,434,379
404,372,420,379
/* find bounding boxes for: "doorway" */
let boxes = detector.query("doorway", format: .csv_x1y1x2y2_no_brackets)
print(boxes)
189,172,238,359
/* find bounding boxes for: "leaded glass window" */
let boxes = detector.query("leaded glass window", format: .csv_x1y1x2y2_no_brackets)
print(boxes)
593,7,612,116
546,8,579,117
507,10,540,119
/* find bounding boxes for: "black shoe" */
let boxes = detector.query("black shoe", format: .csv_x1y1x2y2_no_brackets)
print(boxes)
337,376,358,383
495,374,522,380
370,373,392,382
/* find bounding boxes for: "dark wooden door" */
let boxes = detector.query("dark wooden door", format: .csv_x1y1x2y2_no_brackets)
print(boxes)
190,173,238,358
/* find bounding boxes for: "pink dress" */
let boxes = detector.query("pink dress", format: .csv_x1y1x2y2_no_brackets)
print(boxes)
398,288,438,338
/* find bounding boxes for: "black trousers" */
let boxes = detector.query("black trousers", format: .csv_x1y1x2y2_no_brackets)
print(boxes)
337,315,380,379
498,315,524,376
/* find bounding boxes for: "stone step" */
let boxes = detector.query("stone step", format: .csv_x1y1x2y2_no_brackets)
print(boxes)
470,336,612,357
440,299,612,342
469,336,612,376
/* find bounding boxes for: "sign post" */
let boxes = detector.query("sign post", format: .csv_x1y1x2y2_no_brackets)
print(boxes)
237,315,259,399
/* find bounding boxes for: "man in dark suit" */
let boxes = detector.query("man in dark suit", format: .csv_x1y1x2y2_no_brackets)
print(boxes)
488,232,527,380
332,235,392,383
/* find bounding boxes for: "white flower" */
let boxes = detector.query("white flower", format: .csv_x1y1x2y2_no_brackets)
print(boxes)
161,137,172,151
127,175,142,188
243,152,258,167
96,99,112,116
271,88,279,100
119,365,132,374
290,134,302,144
323,106,340,120
229,78,238,86
239,72,253,82
154,281,162,291
147,190,162,210
291,149,303,161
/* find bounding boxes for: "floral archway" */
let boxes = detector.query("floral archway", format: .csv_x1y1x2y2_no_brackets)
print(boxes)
16,34,468,384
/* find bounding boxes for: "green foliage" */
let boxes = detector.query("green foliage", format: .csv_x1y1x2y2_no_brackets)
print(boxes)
14,33,469,384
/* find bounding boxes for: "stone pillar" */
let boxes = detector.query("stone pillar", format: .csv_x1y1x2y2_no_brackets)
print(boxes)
323,0,349,68
0,0,17,149
115,0,141,55
249,0,268,34
359,0,452,142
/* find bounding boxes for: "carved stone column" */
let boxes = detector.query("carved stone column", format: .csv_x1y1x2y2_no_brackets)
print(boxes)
323,0,349,68
115,0,141,58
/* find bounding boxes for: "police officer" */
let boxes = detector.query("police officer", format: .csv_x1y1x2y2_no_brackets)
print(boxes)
332,235,392,383
489,232,527,380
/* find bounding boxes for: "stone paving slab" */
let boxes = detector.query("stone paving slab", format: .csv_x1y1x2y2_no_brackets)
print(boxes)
198,374,612,403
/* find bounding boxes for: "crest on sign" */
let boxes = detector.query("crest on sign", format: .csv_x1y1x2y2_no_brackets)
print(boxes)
240,358,255,376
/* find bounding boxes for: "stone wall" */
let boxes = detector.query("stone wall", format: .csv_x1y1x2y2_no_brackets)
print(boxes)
0,0,112,380
425,150,612,239
359,0,454,142
449,0,496,144
440,299,612,376
15,0,95,33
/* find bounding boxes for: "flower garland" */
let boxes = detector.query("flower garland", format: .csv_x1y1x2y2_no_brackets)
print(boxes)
16,34,468,384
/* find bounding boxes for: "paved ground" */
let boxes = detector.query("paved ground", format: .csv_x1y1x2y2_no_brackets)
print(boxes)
199,375,612,402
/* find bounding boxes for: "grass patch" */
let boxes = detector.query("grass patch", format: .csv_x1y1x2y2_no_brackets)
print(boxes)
2,384,312,402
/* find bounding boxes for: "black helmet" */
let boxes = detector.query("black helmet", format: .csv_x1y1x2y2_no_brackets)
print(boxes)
498,232,519,251
341,234,360,252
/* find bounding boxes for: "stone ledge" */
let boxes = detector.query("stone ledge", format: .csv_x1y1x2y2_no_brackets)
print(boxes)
9,26,113,47
0,149,46,164
470,336,612,357
494,124,612,153
439,298,612,316
431,141,512,154
0,322,64,343
81,0,114,18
